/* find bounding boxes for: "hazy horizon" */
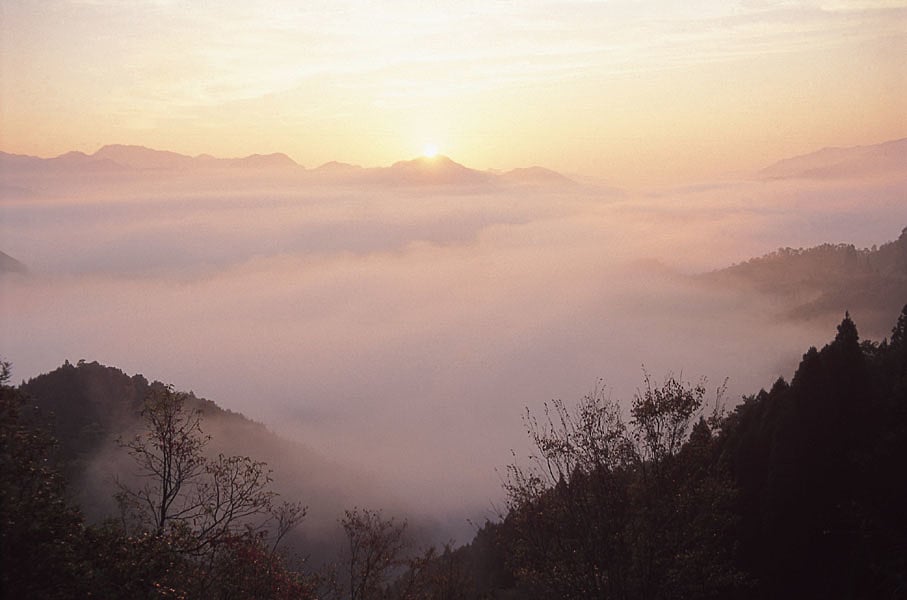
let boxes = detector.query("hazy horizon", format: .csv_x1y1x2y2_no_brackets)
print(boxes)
2,0,905,546
3,1,906,186
2,137,905,540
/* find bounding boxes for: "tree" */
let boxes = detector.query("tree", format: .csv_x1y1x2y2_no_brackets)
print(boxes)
715,311,907,598
0,360,90,598
2,367,315,598
394,543,473,600
334,507,409,600
117,384,209,536
501,375,741,599
630,373,711,467
117,385,304,553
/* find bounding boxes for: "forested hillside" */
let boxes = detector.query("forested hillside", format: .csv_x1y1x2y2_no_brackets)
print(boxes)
15,361,377,564
1,363,318,598
436,307,907,598
700,228,907,338
2,307,906,598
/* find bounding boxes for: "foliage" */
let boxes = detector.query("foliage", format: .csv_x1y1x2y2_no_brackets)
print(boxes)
116,385,210,535
116,385,304,558
326,507,410,600
631,373,710,465
500,375,742,599
1,367,315,599
6,304,907,599
716,308,907,598
702,228,907,336
0,360,90,598
394,543,473,600
327,508,481,600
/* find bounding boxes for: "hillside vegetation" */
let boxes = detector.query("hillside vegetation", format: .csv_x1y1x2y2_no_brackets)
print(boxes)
3,306,906,598
701,227,907,337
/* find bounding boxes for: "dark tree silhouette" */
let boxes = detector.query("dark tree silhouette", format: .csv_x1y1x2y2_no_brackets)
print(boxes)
333,507,409,600
114,384,311,597
501,376,741,599
0,360,89,598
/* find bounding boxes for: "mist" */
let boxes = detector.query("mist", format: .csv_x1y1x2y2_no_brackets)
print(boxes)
2,159,905,541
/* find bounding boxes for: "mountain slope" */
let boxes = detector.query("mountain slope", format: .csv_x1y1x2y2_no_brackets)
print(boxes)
93,144,197,169
0,150,123,173
699,227,907,336
94,144,303,170
0,250,28,274
229,152,299,169
499,166,577,187
758,138,907,180
1,146,581,187
18,360,369,561
366,155,495,186
2,146,304,173
447,309,907,598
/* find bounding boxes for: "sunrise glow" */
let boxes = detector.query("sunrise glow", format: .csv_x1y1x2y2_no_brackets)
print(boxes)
1,2,905,593
1,1,904,184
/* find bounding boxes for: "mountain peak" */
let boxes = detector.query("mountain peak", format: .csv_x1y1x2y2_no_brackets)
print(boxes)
93,144,194,169
55,151,90,160
0,250,28,275
391,154,463,168
316,160,362,171
500,165,576,186
378,154,493,186
230,153,300,169
758,138,907,180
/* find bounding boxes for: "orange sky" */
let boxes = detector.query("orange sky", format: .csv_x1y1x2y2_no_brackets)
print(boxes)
1,0,905,185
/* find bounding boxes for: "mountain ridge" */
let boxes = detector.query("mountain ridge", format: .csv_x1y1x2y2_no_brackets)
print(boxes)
17,360,378,560
0,250,28,274
699,227,907,337
0,146,580,187
758,138,907,180
4,137,903,186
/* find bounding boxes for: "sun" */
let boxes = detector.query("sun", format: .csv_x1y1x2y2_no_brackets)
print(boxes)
422,143,438,159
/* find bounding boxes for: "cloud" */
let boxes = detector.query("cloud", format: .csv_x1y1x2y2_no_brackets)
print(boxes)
2,164,905,540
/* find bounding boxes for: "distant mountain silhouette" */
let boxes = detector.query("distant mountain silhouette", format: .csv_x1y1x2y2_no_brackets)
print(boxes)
5,138,905,184
2,145,578,187
0,145,304,173
367,155,495,186
499,166,577,187
0,150,123,173
93,145,303,171
0,250,27,274
758,138,907,180
93,144,197,170
49,150,127,171
700,227,907,336
0,151,43,171
315,160,362,172
229,152,300,169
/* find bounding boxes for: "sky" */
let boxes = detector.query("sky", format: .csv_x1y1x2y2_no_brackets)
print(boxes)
1,0,905,543
2,0,906,185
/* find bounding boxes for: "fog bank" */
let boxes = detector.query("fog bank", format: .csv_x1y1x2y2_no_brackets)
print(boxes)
2,163,905,539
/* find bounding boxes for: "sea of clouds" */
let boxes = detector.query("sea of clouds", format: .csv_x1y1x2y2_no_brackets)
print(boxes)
1,164,905,539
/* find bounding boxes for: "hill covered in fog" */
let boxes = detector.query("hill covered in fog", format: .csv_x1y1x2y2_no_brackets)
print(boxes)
0,250,27,274
7,307,906,598
757,138,907,180
700,227,907,338
18,360,383,562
